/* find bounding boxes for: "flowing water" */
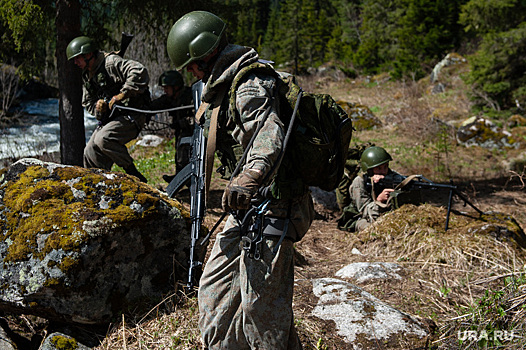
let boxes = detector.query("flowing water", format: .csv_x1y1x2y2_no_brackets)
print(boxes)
1,98,98,167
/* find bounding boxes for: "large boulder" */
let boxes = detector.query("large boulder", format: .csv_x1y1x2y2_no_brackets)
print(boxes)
0,159,205,325
338,101,382,131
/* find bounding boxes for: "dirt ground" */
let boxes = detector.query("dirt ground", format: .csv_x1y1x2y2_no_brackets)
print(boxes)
177,168,526,350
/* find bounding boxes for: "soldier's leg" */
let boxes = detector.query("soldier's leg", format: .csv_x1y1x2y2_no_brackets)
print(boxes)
198,216,249,349
356,201,383,232
90,117,139,169
84,127,114,170
241,237,301,350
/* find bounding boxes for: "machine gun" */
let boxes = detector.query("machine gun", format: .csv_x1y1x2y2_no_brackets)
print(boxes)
166,80,205,290
365,174,484,231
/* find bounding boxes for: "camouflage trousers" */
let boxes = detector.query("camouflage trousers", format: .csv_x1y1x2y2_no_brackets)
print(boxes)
198,215,302,350
84,114,145,170
355,200,391,232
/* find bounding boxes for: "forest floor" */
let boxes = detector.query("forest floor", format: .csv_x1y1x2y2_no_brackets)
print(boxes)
4,61,525,349
94,62,526,349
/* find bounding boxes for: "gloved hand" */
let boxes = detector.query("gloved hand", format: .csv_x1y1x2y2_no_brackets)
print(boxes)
222,169,262,211
109,92,127,110
95,99,109,121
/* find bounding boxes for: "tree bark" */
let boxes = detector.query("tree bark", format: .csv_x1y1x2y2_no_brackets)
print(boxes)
55,0,84,166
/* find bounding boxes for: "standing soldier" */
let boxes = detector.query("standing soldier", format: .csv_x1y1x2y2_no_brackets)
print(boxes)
167,11,314,350
150,70,194,183
66,36,150,182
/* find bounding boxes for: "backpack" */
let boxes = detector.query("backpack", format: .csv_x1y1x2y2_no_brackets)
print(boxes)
228,62,353,194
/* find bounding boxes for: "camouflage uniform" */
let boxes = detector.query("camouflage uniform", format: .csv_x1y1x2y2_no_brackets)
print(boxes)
350,170,404,231
82,52,150,170
198,44,314,349
150,88,194,173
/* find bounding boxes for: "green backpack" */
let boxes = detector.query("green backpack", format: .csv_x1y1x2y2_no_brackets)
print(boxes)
228,62,353,196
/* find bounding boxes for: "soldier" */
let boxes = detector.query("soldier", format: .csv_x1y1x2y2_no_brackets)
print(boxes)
66,36,150,182
150,70,194,183
167,11,314,350
350,146,405,231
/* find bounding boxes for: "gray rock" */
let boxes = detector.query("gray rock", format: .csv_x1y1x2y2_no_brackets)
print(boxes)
0,326,16,350
0,158,206,325
312,278,428,349
335,262,403,283
39,332,91,350
457,116,517,149
430,53,467,84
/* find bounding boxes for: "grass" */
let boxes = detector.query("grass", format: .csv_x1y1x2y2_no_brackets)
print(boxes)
95,64,526,350
112,137,176,186
6,61,525,349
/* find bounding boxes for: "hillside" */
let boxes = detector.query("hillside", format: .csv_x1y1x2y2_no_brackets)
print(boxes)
4,59,522,349
89,59,526,349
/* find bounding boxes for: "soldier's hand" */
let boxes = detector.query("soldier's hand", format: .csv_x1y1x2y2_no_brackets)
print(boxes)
95,99,109,121
222,169,262,211
378,188,394,203
372,174,385,183
109,92,127,110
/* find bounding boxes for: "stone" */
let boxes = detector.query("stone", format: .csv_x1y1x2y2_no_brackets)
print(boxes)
312,278,429,349
335,262,403,283
0,158,206,325
457,116,518,149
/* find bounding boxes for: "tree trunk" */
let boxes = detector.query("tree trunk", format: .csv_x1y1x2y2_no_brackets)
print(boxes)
55,0,84,166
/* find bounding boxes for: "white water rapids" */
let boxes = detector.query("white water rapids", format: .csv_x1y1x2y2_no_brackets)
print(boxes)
1,98,98,164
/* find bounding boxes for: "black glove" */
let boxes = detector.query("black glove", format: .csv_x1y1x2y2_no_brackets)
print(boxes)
222,169,262,211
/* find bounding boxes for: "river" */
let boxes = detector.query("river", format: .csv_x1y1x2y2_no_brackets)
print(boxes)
0,98,98,167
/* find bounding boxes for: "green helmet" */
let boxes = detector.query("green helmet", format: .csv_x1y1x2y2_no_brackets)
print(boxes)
166,11,226,70
66,36,96,60
360,146,392,172
159,70,184,87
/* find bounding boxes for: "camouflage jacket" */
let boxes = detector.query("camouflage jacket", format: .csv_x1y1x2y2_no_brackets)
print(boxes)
201,44,313,238
81,52,150,116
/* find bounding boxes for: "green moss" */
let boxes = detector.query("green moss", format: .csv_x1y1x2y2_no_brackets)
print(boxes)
0,163,188,276
51,334,78,350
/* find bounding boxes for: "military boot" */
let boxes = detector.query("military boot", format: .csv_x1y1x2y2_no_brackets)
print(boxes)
162,174,176,183
124,163,147,183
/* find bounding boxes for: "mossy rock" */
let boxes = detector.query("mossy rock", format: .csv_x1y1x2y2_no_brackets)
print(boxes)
338,101,382,131
0,159,205,325
457,116,518,149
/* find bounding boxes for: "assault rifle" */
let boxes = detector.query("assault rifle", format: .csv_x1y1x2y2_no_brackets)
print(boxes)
366,174,484,231
166,80,205,289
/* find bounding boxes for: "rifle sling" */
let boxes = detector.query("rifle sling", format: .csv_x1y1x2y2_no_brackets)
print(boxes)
203,90,227,199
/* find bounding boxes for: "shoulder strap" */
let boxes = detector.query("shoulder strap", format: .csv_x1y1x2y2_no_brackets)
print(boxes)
203,90,227,199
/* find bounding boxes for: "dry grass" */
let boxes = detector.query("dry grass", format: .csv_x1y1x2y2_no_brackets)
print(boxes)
95,293,202,350
7,63,525,349
92,65,526,350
